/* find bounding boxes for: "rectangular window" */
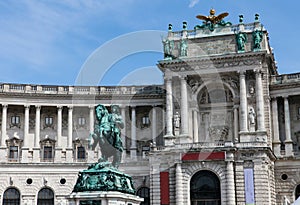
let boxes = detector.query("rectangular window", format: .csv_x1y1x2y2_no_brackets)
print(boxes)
45,117,53,126
9,146,18,160
43,146,53,160
77,146,86,160
78,117,86,126
11,116,20,125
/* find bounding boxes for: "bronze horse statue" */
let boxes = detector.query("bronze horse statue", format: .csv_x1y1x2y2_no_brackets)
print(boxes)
88,104,124,168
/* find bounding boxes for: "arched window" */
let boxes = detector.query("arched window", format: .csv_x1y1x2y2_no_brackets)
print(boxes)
295,184,300,201
3,187,20,205
190,170,221,205
37,188,54,205
137,187,150,205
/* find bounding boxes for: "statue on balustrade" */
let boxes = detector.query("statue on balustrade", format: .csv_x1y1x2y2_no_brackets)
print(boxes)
88,104,124,168
236,32,247,52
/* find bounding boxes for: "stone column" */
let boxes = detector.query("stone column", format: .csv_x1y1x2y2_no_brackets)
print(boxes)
1,104,8,147
35,106,41,147
193,110,199,142
176,163,184,204
121,106,127,160
165,77,173,136
255,70,266,131
130,106,137,159
180,76,189,136
226,154,236,205
68,106,73,148
24,105,30,147
152,106,157,146
33,105,41,161
271,98,281,156
89,105,94,134
233,105,239,142
57,106,62,147
239,71,248,132
284,97,293,156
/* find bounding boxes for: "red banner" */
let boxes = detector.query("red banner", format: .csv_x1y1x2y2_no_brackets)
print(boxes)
160,172,170,205
182,151,225,161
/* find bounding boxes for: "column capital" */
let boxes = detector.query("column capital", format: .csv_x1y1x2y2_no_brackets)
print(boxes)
2,104,8,108
254,68,262,74
24,104,30,109
131,105,136,109
237,70,246,75
57,105,63,110
35,105,41,110
88,105,94,109
68,105,73,110
180,75,187,80
164,75,173,81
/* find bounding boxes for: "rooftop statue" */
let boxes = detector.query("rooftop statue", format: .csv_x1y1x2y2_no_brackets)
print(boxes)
195,9,232,31
196,9,229,25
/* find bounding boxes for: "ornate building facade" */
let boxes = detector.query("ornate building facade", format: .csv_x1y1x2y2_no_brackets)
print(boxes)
0,11,300,205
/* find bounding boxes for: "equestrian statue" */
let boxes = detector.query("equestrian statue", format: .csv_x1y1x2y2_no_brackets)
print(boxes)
88,104,124,168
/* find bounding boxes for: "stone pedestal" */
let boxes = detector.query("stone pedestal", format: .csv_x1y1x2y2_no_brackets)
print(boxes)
70,161,143,205
69,191,143,205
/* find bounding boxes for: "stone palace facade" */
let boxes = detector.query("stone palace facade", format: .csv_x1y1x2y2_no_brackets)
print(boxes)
1,11,300,205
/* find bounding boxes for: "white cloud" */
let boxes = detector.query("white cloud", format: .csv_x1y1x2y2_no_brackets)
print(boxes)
189,0,200,8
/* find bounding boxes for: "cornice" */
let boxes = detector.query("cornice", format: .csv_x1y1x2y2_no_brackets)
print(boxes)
158,51,266,72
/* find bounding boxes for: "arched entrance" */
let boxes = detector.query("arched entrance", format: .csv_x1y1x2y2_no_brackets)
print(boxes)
37,188,54,205
295,184,300,201
190,170,221,205
3,187,20,205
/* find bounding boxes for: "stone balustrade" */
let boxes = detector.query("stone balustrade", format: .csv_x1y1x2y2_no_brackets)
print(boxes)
271,73,300,85
0,83,165,96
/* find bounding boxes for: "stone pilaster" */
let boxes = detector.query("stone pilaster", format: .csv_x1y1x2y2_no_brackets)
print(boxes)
1,104,8,147
33,105,41,161
284,96,293,156
0,104,8,162
233,105,239,142
253,159,272,204
152,106,157,145
255,70,266,132
164,77,174,145
66,106,73,161
271,97,281,157
175,163,184,204
130,106,137,159
120,105,126,160
23,105,30,147
180,76,189,136
193,110,198,142
57,106,62,147
239,71,248,132
89,105,94,134
235,162,246,205
226,153,236,205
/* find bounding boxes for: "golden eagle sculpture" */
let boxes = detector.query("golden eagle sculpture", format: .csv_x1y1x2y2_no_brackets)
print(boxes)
194,9,231,31
196,9,229,25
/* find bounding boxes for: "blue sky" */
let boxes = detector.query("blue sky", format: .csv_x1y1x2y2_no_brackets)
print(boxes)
0,0,299,86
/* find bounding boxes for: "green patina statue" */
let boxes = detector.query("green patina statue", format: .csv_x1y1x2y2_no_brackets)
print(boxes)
72,104,136,196
163,38,174,59
253,29,263,51
89,104,124,168
236,32,247,52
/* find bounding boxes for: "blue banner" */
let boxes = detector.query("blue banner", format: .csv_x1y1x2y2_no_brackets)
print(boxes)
244,168,255,205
